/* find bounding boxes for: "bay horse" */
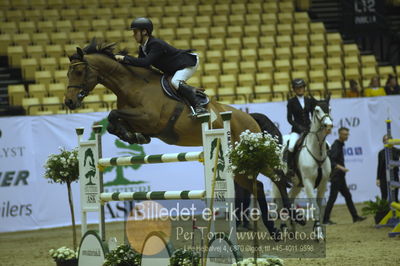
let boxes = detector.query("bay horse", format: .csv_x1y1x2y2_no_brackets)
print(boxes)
272,97,333,241
64,40,299,238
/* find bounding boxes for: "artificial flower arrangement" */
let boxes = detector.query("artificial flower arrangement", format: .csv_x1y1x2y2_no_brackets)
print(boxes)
44,147,79,254
49,246,78,266
103,244,141,266
233,257,284,266
228,130,283,179
169,248,200,266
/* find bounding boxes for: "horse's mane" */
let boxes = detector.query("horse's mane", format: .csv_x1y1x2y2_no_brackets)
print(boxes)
69,38,117,61
70,38,162,77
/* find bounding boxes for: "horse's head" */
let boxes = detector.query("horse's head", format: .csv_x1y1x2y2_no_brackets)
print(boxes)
311,95,333,134
65,39,119,110
64,47,99,110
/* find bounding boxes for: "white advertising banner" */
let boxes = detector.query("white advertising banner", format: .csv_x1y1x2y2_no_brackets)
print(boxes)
0,95,399,232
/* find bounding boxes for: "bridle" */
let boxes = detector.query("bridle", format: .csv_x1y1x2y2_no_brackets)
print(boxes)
304,104,332,164
67,61,93,101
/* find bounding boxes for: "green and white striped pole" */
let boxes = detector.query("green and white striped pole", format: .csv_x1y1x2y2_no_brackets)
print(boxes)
98,151,203,167
100,190,206,202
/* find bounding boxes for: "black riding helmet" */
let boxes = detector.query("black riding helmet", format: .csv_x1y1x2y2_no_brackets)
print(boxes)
130,17,153,35
292,78,306,89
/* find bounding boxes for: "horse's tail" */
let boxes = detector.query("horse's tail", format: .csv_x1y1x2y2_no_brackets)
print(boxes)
249,113,283,144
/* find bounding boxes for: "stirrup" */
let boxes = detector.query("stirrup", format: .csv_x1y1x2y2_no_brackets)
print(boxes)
195,105,208,115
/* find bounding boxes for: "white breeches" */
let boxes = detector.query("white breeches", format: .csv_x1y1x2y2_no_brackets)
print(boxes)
288,132,300,152
170,53,199,89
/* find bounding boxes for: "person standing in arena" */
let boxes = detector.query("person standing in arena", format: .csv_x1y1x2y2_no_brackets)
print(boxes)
323,127,366,224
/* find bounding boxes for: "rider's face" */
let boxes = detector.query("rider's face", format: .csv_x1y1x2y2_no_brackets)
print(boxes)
294,86,305,96
339,130,349,142
133,29,141,43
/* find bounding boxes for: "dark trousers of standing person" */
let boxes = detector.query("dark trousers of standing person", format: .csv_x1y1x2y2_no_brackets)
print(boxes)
235,182,251,228
323,175,358,222
380,175,399,202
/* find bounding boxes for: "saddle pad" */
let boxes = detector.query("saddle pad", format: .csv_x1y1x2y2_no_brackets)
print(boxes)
160,75,210,106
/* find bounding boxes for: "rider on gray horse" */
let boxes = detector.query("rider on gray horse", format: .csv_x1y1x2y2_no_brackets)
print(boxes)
286,78,317,177
115,17,207,115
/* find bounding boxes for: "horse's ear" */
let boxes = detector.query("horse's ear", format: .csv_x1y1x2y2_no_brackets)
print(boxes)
76,47,84,58
326,92,331,103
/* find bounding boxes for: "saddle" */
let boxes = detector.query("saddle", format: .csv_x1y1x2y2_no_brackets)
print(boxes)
160,75,209,107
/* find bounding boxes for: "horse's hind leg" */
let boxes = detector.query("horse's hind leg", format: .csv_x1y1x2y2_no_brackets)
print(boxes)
234,175,280,240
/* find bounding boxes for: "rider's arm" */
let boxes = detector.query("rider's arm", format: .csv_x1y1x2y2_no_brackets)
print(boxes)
287,101,305,132
122,42,164,67
328,141,339,170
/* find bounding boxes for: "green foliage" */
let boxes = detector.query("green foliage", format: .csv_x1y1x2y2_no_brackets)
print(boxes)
103,244,141,266
43,147,79,184
362,196,390,216
228,130,283,179
169,248,200,266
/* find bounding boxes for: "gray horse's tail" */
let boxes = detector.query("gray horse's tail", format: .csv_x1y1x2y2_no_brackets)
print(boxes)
249,113,283,144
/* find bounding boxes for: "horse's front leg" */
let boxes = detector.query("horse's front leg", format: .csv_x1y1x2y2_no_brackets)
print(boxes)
303,177,325,241
107,108,152,144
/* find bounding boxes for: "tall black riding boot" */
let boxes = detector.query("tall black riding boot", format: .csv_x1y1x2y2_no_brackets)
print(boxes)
287,151,295,177
178,81,208,115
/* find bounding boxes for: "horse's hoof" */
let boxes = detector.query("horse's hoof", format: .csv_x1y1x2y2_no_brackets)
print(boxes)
135,133,151,144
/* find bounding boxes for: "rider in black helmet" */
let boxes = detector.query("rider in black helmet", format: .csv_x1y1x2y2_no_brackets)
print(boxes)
286,78,317,176
115,17,207,115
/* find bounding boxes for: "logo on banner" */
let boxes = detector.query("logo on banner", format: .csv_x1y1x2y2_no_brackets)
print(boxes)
344,146,363,156
337,117,361,128
89,118,148,219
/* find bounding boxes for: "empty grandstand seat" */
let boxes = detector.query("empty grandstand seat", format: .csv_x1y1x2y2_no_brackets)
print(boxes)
48,83,65,101
326,69,343,82
240,61,256,73
222,62,239,74
309,70,326,82
39,58,57,83
241,49,257,61
274,72,291,85
204,63,221,75
219,74,237,87
274,59,291,71
343,44,359,56
242,37,258,49
292,58,309,71
42,96,62,113
291,70,308,81
224,49,240,62
22,97,41,115
21,58,38,80
258,48,275,60
8,84,27,106
54,70,68,84
361,55,377,67
8,46,25,67
257,60,274,72
201,75,219,89
256,73,273,86
327,57,343,69
310,58,326,70
35,71,53,89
